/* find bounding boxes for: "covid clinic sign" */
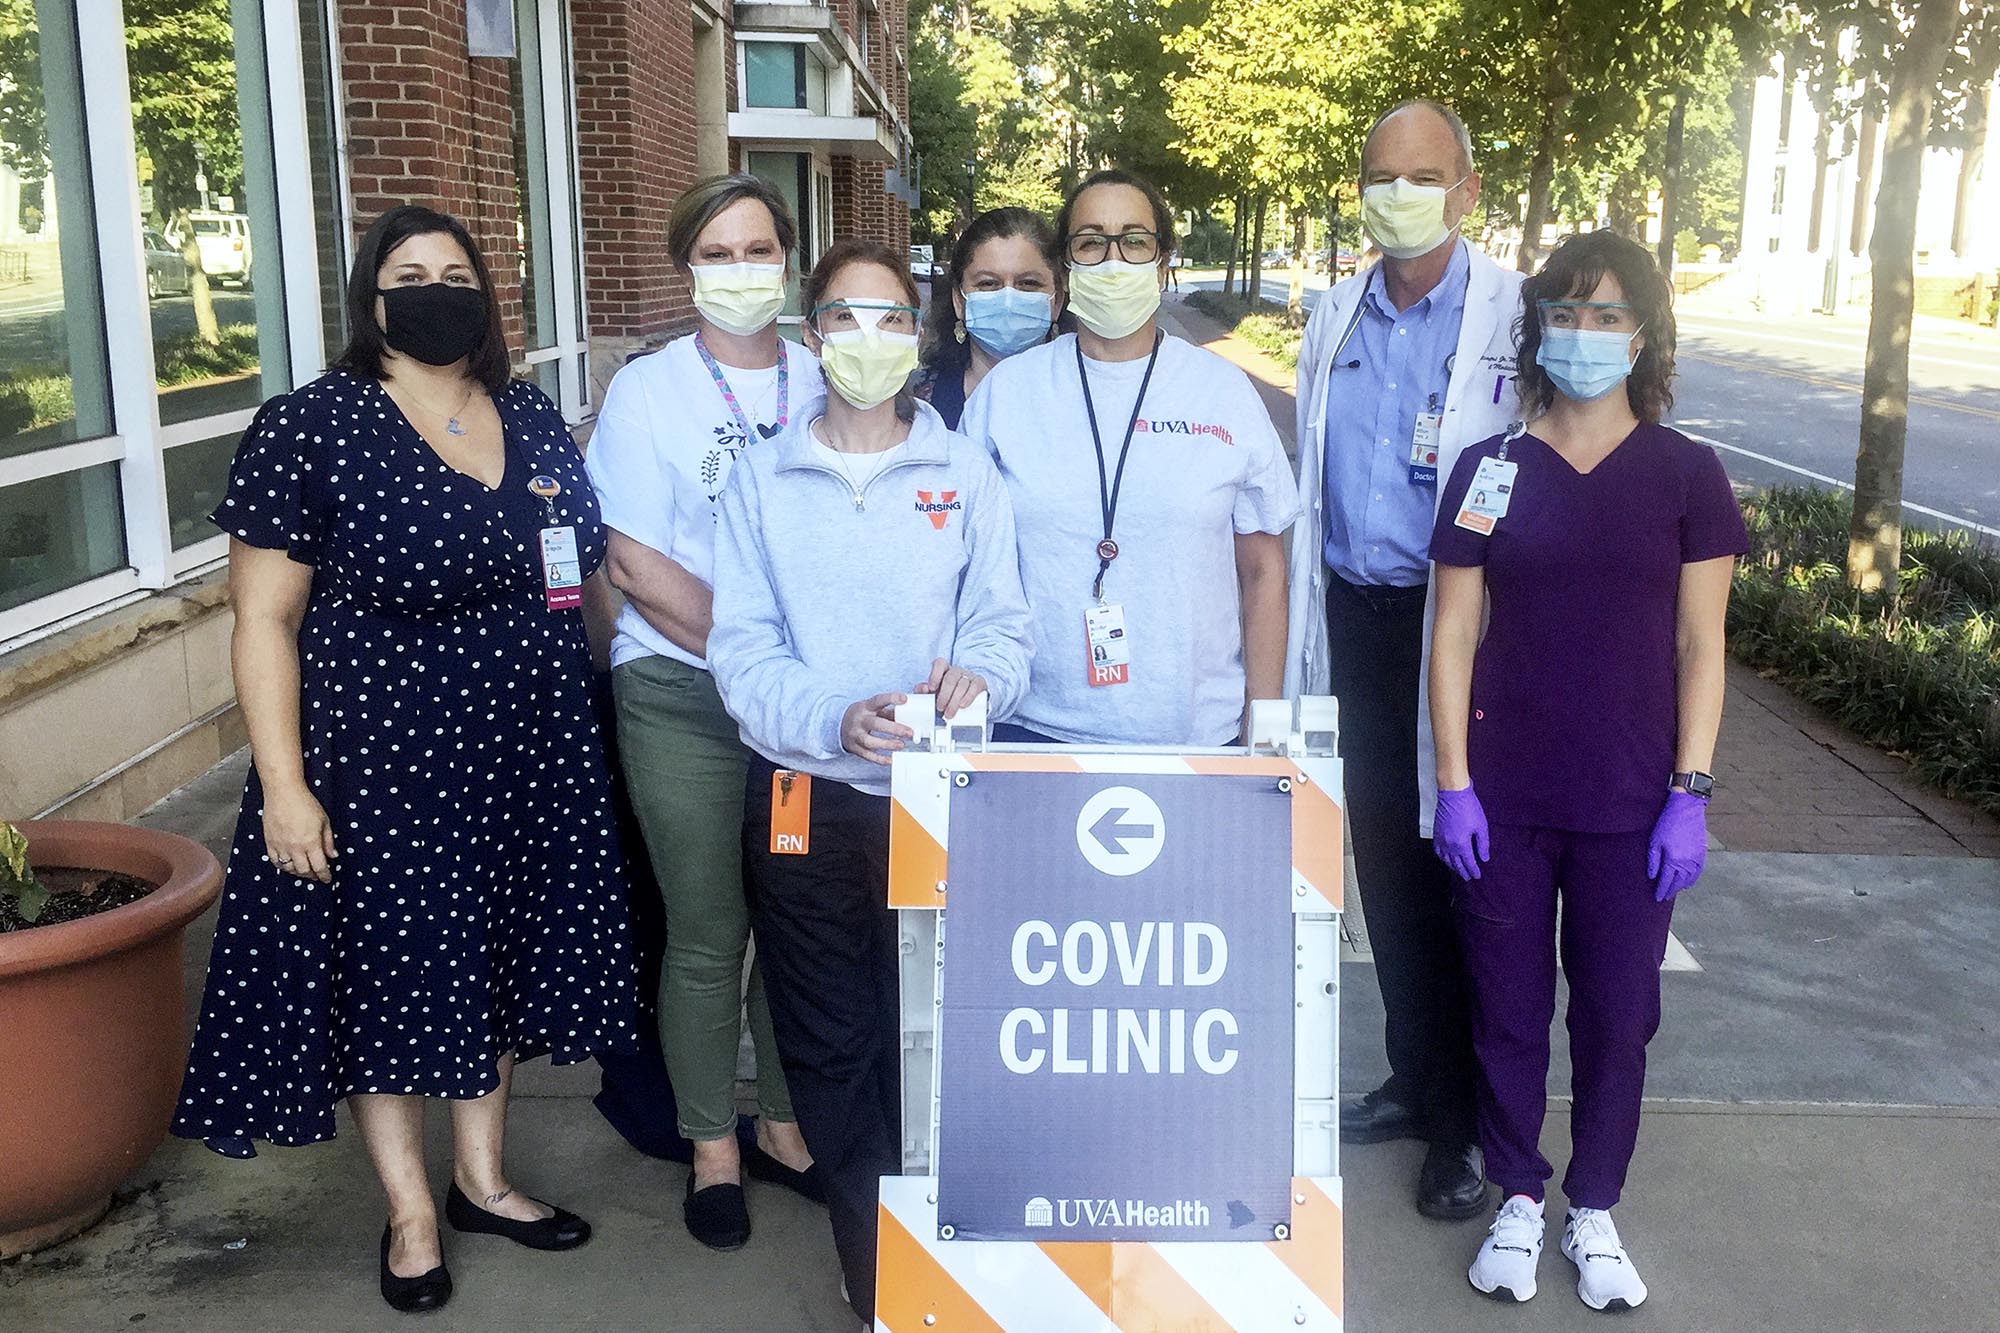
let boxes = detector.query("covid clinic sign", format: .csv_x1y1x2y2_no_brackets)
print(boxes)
934,771,1295,1243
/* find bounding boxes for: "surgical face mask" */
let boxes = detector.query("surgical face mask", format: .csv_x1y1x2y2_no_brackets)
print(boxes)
962,288,1055,358
1065,260,1162,340
381,283,490,367
1361,176,1466,260
690,261,788,336
1536,326,1641,403
815,302,922,409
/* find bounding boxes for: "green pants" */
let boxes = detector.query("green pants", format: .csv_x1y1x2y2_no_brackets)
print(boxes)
613,653,794,1140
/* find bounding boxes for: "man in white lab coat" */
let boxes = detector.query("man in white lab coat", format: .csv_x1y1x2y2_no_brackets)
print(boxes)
1284,100,1524,1221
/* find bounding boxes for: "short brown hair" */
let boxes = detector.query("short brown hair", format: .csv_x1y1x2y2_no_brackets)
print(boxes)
1515,229,1678,423
667,174,799,272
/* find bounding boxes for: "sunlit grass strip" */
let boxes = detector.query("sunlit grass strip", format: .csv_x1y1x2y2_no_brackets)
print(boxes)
1181,291,1303,370
1728,487,2000,816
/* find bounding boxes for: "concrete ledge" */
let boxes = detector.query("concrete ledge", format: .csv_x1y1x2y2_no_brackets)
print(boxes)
41,708,246,823
0,571,230,712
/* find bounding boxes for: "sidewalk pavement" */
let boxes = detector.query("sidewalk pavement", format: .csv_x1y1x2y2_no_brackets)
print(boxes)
8,314,2000,1329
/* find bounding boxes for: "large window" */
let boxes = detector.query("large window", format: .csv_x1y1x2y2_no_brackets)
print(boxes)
510,0,588,415
0,0,330,642
743,40,826,114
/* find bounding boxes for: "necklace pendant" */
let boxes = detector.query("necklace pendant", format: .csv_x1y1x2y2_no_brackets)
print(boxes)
446,417,467,437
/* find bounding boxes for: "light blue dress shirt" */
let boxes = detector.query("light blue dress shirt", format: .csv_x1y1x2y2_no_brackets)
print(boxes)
1321,241,1472,587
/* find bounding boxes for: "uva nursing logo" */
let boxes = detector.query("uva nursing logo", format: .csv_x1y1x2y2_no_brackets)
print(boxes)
1134,418,1235,445
1022,1195,1212,1229
915,489,962,530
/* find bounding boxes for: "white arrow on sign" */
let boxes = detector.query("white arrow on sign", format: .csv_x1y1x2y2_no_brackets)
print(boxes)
1075,786,1165,876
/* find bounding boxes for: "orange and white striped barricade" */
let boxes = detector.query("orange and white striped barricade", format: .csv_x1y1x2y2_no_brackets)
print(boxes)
879,695,1344,1332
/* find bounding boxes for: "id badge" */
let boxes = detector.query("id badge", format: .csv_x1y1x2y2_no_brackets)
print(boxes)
1084,603,1131,687
539,525,584,610
1408,411,1443,486
770,770,811,855
1452,457,1519,535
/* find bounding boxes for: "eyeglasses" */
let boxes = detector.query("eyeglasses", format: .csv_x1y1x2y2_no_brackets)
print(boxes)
810,300,921,336
1066,230,1161,266
1538,300,1642,333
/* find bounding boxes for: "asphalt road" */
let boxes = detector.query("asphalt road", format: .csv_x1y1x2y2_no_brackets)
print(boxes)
1185,272,2000,538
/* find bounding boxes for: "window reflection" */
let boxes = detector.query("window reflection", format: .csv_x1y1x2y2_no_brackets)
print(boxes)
0,1,112,461
0,463,126,615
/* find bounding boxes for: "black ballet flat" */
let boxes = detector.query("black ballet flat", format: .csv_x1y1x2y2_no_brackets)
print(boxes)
444,1182,592,1251
379,1225,452,1313
743,1138,826,1205
684,1173,752,1251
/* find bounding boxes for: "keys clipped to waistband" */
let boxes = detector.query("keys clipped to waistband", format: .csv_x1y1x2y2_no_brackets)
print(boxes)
769,769,810,855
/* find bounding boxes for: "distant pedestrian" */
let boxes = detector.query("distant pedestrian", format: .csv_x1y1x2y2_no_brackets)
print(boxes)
173,205,635,1314
707,238,1033,1326
1285,99,1522,1221
1428,228,1748,1311
961,168,1298,749
584,172,821,1253
916,207,1062,429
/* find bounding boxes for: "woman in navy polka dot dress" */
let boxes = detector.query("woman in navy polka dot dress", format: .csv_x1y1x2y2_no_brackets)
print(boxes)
172,207,635,1314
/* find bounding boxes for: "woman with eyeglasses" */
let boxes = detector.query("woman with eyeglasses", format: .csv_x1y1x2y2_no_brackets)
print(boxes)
1427,229,1746,1311
707,238,1033,1326
916,207,1062,429
958,169,1298,748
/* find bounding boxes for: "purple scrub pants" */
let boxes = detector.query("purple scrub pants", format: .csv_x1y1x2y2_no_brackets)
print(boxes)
1451,823,1675,1210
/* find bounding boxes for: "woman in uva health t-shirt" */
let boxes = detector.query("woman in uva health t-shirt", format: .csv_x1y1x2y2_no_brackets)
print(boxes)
1426,230,1748,1313
959,169,1300,747
583,173,821,1251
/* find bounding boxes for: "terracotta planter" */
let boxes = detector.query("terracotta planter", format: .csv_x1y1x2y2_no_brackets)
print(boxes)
0,820,222,1258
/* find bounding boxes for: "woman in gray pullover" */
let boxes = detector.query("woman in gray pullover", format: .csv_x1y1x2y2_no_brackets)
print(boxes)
707,239,1032,1325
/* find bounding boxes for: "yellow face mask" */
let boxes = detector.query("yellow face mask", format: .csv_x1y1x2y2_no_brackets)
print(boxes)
1065,261,1163,340
690,262,788,335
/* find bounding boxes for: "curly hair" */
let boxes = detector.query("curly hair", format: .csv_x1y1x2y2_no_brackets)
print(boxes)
919,206,1060,379
1514,229,1677,423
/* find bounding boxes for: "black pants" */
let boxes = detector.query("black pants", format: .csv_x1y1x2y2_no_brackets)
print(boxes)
1325,575,1477,1145
742,758,901,1322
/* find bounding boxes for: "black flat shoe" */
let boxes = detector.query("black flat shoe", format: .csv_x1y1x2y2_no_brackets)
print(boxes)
444,1183,591,1251
1340,1084,1424,1145
379,1226,452,1313
1417,1140,1489,1221
744,1138,826,1205
684,1173,752,1251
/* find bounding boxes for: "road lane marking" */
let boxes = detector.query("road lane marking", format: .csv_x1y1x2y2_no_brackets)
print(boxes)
1678,350,2000,422
1681,319,2000,376
1679,428,2000,539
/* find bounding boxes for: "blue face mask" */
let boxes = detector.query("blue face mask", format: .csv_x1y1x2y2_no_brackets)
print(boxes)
1535,326,1640,403
962,288,1055,358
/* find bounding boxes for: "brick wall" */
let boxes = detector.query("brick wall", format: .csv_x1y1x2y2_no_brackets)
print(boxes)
572,0,701,345
338,0,528,347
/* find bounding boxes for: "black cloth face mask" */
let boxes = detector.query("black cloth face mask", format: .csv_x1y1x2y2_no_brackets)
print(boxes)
381,283,491,367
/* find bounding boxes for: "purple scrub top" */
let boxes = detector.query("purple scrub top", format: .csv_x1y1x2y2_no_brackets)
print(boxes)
1430,422,1749,833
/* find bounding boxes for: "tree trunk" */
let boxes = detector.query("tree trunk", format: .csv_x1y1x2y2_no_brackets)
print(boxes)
1287,209,1307,324
1326,188,1341,271
1951,82,1989,257
1519,90,1569,272
171,210,221,346
1850,113,1878,258
1657,88,1686,275
1847,0,1958,599
1806,116,1834,252
1225,193,1244,297
1248,193,1268,308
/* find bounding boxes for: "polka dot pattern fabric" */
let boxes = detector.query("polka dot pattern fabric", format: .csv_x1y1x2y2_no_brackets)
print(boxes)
172,371,637,1149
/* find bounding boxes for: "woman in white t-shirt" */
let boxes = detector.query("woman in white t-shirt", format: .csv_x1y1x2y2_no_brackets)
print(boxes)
583,173,820,1251
960,169,1301,747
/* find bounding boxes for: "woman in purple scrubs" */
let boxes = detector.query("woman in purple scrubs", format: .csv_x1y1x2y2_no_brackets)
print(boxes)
1425,229,1748,1313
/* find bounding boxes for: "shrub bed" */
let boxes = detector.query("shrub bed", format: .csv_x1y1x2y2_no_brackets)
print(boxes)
1728,486,2000,815
1180,291,1305,370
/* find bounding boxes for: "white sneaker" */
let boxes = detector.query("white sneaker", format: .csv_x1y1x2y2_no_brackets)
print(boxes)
1467,1194,1544,1302
1561,1208,1649,1311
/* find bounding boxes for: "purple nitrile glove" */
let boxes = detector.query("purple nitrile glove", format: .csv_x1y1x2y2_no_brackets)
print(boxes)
1432,783,1490,882
1648,789,1709,902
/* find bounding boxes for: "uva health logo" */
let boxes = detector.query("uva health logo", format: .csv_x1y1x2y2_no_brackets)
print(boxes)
915,490,962,530
1022,1195,1212,1229
1133,418,1236,446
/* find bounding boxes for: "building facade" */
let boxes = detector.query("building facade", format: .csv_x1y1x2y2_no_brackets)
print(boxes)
0,0,912,821
1738,52,1999,318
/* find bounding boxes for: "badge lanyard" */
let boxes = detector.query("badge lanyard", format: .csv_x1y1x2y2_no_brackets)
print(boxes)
694,329,789,443
1076,332,1163,603
515,423,583,610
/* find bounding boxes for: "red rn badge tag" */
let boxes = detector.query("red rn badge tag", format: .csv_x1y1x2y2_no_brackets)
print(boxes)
1084,603,1130,687
540,525,583,610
